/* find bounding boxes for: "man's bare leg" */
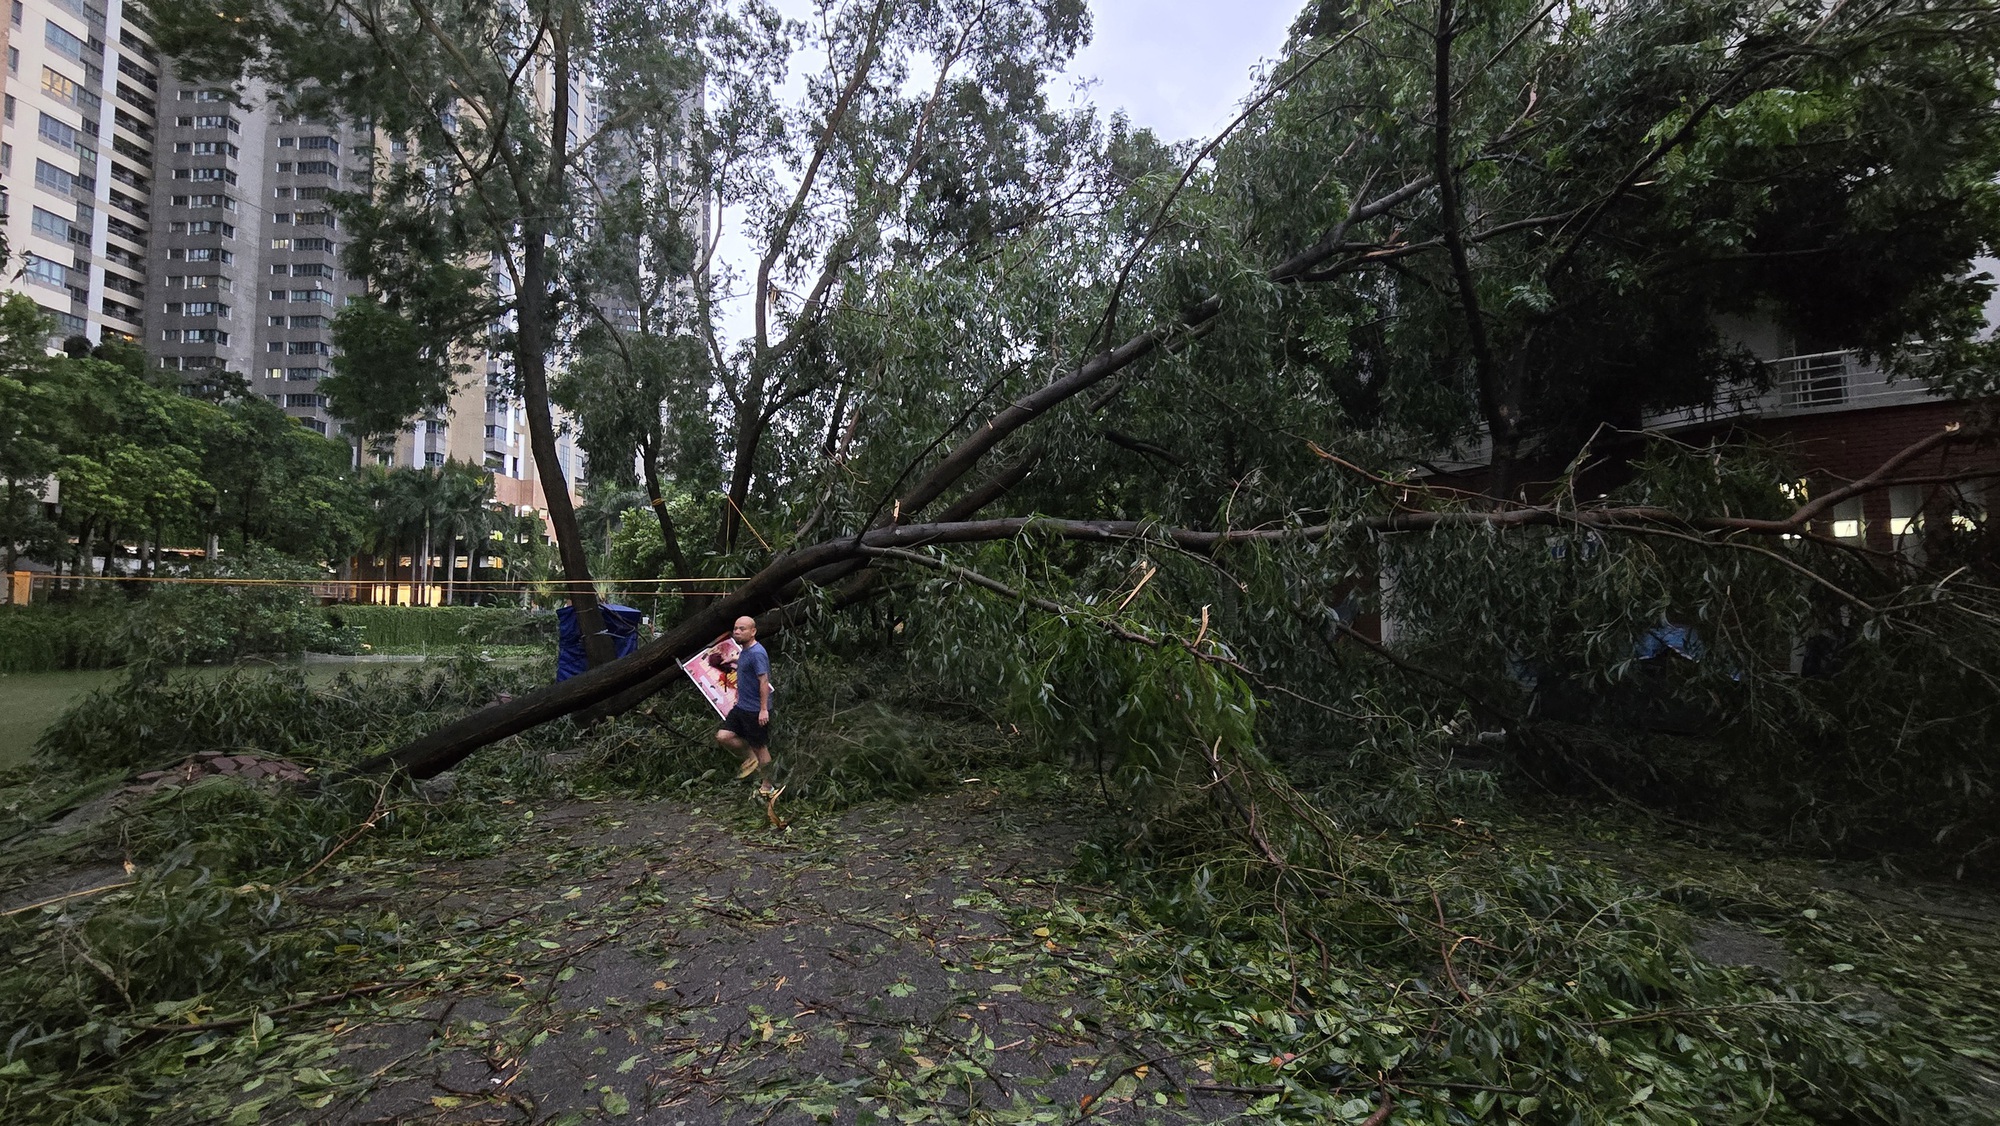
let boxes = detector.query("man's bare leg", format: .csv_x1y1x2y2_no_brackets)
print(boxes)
718,728,758,779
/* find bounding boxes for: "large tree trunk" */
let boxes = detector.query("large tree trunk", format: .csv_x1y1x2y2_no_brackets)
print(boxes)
640,436,689,582
718,395,764,554
518,14,615,668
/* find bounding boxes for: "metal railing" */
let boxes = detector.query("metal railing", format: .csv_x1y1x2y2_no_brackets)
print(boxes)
1643,349,1940,430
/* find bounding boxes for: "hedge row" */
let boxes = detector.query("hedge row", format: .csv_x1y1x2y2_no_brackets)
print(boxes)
0,601,550,672
325,605,551,652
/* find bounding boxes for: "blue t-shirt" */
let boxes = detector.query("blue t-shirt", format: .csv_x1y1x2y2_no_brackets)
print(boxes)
733,641,770,714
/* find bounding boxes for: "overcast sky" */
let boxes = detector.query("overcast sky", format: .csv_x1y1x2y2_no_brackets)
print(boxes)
1059,0,1300,141
711,1,1303,336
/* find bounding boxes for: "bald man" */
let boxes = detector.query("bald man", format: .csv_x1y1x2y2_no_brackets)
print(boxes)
715,615,775,791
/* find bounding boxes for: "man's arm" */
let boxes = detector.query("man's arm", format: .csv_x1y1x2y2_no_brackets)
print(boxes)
757,674,771,723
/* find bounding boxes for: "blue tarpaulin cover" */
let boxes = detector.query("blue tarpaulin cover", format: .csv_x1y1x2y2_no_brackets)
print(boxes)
556,603,645,680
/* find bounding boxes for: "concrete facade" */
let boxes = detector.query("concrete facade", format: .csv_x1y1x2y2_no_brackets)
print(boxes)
0,0,154,342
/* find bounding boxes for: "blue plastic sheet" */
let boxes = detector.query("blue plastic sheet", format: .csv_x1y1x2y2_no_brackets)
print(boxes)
555,603,645,680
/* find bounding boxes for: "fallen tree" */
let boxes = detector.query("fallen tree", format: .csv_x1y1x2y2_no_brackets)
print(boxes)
354,415,1997,780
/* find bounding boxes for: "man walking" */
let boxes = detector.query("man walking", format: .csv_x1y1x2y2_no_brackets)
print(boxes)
715,615,775,793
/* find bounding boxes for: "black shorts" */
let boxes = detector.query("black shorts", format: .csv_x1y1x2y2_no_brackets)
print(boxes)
720,708,770,748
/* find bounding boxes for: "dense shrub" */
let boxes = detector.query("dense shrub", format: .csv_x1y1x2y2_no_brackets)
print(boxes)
34,656,551,772
326,604,552,651
0,555,363,673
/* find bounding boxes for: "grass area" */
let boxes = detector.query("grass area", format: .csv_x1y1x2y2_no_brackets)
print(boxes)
0,662,1994,1124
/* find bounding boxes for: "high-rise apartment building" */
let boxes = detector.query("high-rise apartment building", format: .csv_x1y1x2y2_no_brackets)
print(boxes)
146,68,365,434
0,0,155,343
3,24,588,516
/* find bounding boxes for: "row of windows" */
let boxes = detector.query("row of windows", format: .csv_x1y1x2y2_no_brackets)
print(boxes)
38,111,79,151
166,219,234,236
275,135,338,152
274,185,330,200
269,340,329,355
176,89,230,103
45,20,87,63
172,140,239,157
42,66,100,113
167,247,232,262
31,206,79,243
271,262,334,278
272,289,334,304
269,314,327,328
271,366,327,380
161,328,228,343
286,393,324,408
271,211,335,227
162,301,228,316
175,113,239,131
269,237,335,253
34,158,91,195
157,356,227,370
170,193,236,210
22,254,68,287
164,274,232,291
171,166,237,183
274,160,337,177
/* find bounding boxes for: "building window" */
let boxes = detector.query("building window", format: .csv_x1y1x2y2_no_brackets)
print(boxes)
187,220,234,236
172,167,238,184
298,135,339,152
301,417,327,434
273,186,292,199
22,255,67,288
182,301,228,317
289,315,327,328
425,453,446,467
34,160,75,194
287,366,327,380
268,315,285,327
31,206,74,242
294,161,337,177
267,341,284,352
294,238,335,253
178,89,231,102
272,212,292,225
291,262,333,278
274,161,292,173
44,22,84,62
289,290,334,305
286,393,324,408
41,66,77,105
10,1,20,26
288,340,330,355
37,112,78,152
296,211,334,228
169,248,234,263
176,114,241,132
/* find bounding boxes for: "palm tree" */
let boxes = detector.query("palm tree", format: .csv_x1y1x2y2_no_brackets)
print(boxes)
364,466,450,604
434,461,497,605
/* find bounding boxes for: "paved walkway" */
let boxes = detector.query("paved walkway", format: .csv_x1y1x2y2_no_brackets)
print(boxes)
307,783,1241,1124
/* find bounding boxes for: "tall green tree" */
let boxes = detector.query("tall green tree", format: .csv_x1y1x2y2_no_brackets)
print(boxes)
151,0,714,665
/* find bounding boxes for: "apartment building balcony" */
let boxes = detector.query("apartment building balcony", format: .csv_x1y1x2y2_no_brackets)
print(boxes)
1421,350,1959,477
1642,350,1943,433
